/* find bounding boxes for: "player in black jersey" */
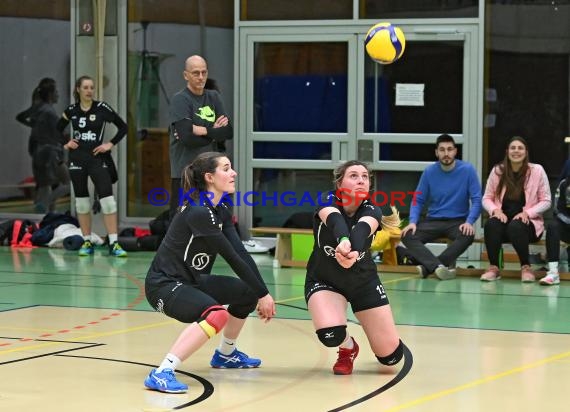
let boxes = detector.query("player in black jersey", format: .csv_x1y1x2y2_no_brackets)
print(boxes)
57,75,127,257
143,152,276,393
305,160,406,375
16,78,54,157
168,55,233,215
16,78,70,213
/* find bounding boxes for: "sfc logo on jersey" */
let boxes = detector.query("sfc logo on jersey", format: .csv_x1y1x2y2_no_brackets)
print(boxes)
79,130,97,141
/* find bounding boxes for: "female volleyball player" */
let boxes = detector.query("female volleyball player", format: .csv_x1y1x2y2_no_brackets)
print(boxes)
143,151,276,393
305,160,405,375
57,75,127,257
17,78,70,213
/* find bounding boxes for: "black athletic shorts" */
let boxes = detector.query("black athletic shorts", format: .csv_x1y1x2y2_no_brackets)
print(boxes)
304,272,390,313
68,152,113,198
145,272,258,322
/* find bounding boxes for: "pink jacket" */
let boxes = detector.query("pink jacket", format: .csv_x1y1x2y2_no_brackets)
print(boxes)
482,163,551,236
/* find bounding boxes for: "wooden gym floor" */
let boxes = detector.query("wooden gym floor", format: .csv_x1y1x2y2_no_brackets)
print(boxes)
1,247,569,412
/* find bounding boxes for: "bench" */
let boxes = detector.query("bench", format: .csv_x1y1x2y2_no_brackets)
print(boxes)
249,227,403,268
249,227,312,268
250,227,569,281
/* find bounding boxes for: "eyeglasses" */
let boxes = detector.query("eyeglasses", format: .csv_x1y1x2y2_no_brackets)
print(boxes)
188,70,208,78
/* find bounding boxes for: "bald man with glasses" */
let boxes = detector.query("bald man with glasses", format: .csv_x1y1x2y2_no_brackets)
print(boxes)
168,55,233,215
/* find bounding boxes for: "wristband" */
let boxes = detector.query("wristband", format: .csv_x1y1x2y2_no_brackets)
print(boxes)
338,236,349,243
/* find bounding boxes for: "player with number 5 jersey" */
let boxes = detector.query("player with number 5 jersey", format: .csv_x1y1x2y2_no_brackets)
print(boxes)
305,160,409,375
56,75,128,257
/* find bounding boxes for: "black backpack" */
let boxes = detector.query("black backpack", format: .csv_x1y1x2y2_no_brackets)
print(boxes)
149,210,172,238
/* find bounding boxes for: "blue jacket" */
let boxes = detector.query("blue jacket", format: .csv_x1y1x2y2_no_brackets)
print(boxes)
409,159,482,225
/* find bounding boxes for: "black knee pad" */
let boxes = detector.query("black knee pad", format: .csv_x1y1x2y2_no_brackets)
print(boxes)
316,325,347,347
376,339,404,365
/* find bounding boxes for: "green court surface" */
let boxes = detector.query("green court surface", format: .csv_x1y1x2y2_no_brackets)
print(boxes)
2,246,568,334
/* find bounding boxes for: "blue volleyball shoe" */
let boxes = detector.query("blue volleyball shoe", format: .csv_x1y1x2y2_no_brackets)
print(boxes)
210,349,261,369
144,368,188,393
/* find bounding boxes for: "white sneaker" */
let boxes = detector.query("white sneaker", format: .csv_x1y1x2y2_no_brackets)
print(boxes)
539,272,560,286
434,266,456,280
242,240,269,254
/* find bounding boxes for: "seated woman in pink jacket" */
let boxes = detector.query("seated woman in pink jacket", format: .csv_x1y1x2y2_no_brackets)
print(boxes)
481,136,551,282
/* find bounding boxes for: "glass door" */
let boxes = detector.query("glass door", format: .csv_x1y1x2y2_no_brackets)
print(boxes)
239,31,357,228
238,23,479,229
357,25,479,217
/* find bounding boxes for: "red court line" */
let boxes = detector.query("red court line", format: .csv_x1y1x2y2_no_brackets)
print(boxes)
0,258,147,347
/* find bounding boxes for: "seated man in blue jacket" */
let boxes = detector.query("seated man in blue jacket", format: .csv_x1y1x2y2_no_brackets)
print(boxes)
401,134,482,280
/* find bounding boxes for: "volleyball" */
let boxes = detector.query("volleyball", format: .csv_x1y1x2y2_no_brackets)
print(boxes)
364,22,406,64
